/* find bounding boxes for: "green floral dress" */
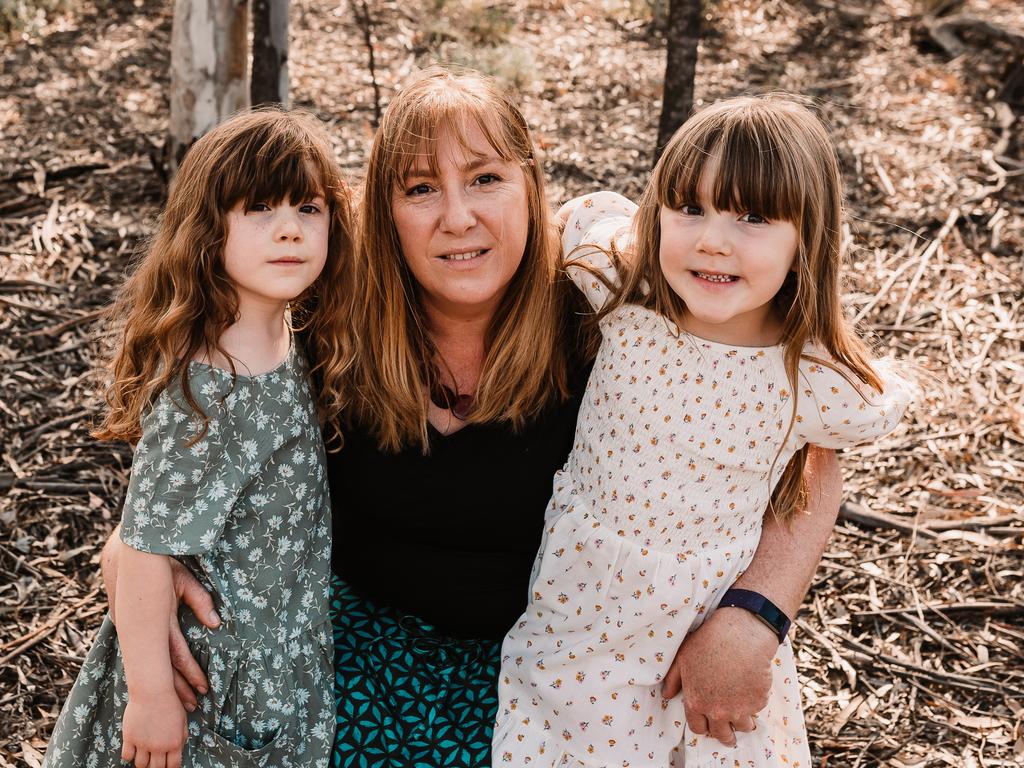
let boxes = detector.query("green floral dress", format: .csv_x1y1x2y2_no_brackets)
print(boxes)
43,344,334,768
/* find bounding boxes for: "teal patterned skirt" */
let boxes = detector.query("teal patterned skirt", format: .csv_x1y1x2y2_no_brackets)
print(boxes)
330,575,503,768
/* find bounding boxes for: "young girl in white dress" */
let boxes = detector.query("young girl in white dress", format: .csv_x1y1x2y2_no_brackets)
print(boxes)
43,110,354,768
493,95,913,767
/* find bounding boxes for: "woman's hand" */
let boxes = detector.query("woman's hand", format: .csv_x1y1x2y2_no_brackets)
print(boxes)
662,608,777,746
101,527,220,710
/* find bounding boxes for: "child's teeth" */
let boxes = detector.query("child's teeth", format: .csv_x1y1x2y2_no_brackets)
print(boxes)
697,272,734,283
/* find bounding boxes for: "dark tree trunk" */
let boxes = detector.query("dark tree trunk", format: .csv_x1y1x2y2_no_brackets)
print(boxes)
251,0,289,107
655,0,702,165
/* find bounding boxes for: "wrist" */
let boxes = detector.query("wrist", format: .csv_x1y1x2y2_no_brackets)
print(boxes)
717,588,792,644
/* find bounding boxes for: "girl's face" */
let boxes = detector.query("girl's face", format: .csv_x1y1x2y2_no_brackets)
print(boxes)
658,160,798,347
222,195,329,311
390,121,530,322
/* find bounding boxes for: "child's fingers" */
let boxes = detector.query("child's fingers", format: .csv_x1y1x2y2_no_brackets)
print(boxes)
149,752,167,768
121,740,136,764
134,748,151,768
168,746,183,768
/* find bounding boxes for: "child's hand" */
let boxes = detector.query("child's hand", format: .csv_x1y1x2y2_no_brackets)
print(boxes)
121,690,188,768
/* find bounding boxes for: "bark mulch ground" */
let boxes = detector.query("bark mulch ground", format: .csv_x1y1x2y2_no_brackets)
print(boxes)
1,0,1022,765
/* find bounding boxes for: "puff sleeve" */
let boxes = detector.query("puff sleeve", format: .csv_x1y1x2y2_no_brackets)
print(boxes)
119,373,246,556
794,348,913,450
561,191,637,311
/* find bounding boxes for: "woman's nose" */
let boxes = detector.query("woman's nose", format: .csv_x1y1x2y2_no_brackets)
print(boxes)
439,189,477,234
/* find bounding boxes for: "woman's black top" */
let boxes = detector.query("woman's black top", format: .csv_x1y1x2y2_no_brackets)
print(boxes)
328,372,589,640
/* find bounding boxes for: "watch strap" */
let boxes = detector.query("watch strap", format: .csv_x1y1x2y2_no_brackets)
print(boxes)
717,588,792,643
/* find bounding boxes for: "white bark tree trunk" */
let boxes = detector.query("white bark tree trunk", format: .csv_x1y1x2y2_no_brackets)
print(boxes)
168,0,249,174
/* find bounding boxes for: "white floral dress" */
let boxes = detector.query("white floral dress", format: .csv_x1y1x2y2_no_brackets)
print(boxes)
493,193,912,767
44,343,334,768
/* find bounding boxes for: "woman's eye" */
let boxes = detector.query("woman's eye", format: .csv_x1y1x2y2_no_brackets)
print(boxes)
474,173,501,186
740,212,769,224
405,183,433,196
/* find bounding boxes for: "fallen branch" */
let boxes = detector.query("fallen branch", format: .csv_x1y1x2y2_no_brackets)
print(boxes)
924,13,1024,59
839,501,937,539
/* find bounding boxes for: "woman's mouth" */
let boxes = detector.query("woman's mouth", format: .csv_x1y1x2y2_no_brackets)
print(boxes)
440,249,488,262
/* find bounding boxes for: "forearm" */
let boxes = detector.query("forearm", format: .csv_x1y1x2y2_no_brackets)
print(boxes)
732,447,841,617
116,546,176,698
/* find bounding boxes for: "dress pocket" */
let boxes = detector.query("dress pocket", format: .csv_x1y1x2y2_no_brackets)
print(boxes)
189,723,287,768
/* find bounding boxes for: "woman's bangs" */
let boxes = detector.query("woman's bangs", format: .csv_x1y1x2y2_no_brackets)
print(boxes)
393,103,517,188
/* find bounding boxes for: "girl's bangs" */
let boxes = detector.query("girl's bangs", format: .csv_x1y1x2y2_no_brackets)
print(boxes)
220,131,332,211
662,117,804,222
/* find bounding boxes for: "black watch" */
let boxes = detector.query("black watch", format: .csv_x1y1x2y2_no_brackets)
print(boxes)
717,588,792,643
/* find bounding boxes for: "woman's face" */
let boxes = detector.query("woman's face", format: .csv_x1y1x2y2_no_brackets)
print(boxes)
391,121,530,320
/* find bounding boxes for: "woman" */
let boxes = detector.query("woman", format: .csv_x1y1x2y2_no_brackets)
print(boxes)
101,68,841,766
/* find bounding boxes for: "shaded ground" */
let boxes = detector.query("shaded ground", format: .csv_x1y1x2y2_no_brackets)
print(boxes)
1,0,1022,765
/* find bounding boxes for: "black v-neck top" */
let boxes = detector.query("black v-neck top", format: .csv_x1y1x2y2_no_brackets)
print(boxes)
328,370,589,639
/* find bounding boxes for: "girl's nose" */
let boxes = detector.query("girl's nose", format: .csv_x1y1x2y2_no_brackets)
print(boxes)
275,208,303,242
439,189,477,235
695,217,731,256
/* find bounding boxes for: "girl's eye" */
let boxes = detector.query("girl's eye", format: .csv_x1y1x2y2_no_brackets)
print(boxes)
679,203,703,216
740,212,769,224
249,202,271,212
299,203,322,215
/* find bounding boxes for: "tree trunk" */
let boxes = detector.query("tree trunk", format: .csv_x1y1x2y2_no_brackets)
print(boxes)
168,0,249,175
251,0,289,107
655,0,702,165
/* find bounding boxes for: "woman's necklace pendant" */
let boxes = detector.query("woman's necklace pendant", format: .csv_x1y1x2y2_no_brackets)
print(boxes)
431,383,475,421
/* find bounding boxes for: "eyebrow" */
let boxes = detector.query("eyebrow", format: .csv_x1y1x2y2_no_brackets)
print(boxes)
405,154,504,179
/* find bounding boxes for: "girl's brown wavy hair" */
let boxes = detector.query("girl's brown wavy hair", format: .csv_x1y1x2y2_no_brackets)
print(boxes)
93,108,356,447
349,66,584,452
603,94,885,521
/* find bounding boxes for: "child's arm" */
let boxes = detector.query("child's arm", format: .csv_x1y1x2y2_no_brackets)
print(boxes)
102,525,219,712
662,447,842,746
116,545,188,767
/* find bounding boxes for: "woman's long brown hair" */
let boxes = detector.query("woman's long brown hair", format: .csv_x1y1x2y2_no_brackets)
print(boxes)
93,108,356,447
349,67,582,452
604,94,885,521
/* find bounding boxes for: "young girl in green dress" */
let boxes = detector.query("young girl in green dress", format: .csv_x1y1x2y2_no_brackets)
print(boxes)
43,110,354,768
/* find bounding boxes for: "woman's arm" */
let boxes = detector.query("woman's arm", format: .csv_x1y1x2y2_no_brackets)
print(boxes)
101,526,220,710
116,548,187,767
661,447,842,746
